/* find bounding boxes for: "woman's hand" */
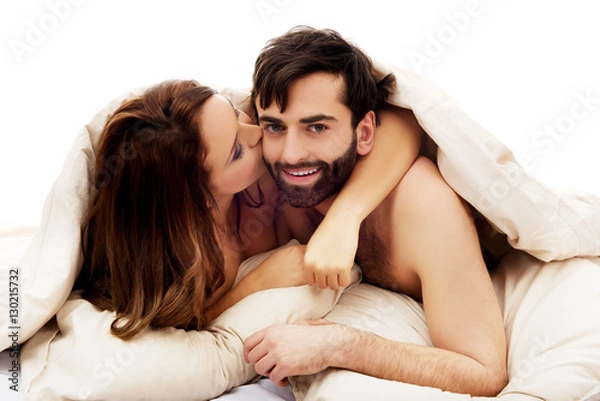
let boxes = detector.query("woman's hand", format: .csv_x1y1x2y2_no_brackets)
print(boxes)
245,244,309,292
205,244,308,324
303,214,359,291
304,106,422,291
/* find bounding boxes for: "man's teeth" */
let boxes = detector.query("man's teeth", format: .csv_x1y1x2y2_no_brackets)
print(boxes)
288,168,318,177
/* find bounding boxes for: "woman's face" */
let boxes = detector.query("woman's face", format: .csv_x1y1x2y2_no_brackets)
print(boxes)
200,94,266,197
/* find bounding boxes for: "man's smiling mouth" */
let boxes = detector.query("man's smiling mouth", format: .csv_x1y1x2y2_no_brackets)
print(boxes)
284,167,319,177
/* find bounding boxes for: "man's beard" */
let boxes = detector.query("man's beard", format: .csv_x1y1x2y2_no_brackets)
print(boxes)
265,135,357,208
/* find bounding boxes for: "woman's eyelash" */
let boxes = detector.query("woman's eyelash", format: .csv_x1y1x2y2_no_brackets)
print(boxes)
233,142,244,161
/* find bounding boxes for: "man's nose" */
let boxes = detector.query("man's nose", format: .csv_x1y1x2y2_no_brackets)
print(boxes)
280,130,309,165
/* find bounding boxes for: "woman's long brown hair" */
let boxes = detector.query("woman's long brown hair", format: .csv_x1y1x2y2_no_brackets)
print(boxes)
78,80,224,340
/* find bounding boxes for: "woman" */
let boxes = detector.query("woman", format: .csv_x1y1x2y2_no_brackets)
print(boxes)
77,79,420,340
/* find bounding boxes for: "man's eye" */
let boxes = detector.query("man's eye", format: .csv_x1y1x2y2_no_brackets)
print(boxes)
308,124,326,133
264,124,284,134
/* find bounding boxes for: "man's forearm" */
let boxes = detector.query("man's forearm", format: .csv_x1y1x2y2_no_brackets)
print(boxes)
326,106,421,223
327,324,507,397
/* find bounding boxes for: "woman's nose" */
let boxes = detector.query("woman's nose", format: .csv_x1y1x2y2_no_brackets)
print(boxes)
243,123,263,148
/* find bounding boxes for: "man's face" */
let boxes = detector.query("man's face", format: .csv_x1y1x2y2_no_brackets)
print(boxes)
256,72,358,208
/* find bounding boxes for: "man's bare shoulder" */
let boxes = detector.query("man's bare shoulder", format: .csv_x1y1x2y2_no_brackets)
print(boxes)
357,156,461,299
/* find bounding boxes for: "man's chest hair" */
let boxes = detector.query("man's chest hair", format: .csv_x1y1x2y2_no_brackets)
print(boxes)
356,217,395,288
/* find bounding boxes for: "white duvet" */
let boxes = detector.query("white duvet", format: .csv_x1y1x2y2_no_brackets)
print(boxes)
1,62,599,400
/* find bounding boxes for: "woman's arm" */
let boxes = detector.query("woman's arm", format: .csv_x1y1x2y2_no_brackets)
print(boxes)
207,106,423,320
205,244,307,323
303,105,423,290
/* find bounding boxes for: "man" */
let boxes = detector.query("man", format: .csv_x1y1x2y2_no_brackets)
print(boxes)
243,27,508,396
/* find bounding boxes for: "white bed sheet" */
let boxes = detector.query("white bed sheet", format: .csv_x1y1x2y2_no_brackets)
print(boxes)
0,350,289,401
1,357,294,401
2,223,600,400
3,343,600,401
211,379,295,401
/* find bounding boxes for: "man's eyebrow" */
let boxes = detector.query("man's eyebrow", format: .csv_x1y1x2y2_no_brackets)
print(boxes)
299,114,337,124
258,115,282,124
258,114,337,124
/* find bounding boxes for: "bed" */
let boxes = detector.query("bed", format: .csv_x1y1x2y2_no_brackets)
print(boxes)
1,62,600,400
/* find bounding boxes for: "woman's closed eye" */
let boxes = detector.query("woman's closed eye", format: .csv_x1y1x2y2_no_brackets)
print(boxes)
232,141,244,161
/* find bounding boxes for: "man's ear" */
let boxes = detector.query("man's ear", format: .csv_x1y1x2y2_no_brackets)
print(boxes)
356,111,376,156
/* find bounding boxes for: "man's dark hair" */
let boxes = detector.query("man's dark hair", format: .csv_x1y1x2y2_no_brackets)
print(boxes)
251,26,396,128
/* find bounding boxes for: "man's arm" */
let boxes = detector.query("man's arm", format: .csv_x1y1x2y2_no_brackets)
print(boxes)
378,156,507,394
245,319,505,395
303,106,422,290
331,157,507,395
245,157,507,396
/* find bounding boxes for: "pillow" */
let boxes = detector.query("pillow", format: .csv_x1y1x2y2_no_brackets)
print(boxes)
291,284,472,401
292,251,600,400
22,241,360,400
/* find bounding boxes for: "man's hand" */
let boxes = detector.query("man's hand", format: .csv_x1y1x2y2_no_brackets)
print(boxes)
303,215,359,290
244,320,337,386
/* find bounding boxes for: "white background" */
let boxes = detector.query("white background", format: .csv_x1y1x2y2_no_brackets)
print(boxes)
1,0,599,229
